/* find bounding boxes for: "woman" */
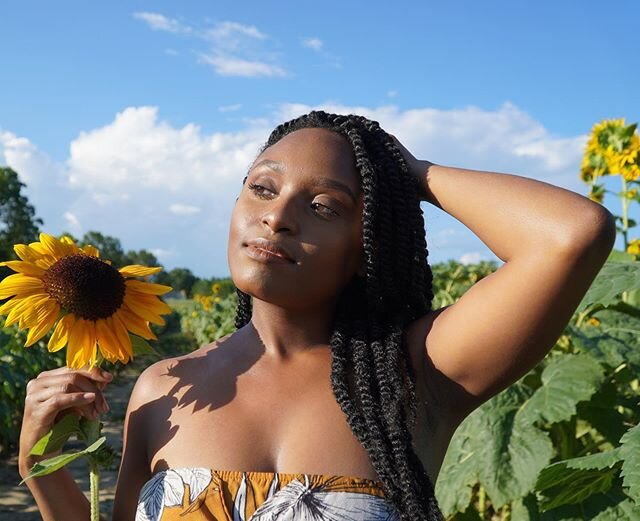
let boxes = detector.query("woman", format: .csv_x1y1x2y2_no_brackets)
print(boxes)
18,110,616,520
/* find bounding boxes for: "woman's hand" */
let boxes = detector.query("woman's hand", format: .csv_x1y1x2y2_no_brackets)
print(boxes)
388,133,435,202
19,366,112,476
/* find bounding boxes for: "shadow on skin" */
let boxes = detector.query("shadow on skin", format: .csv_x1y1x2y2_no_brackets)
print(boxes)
136,324,269,471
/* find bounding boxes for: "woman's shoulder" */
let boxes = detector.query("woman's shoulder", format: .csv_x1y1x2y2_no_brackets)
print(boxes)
130,332,236,407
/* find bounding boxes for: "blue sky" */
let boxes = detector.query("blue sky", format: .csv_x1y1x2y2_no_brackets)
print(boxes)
1,1,638,278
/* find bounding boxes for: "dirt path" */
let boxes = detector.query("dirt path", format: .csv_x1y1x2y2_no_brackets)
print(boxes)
0,370,138,520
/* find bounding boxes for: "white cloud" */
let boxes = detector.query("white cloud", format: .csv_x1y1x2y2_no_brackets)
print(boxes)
132,12,191,34
169,203,201,215
63,211,81,233
274,101,588,189
387,90,398,98
302,37,323,51
2,101,594,276
218,103,242,112
150,248,176,259
135,13,286,78
459,252,485,265
205,21,267,42
198,53,286,78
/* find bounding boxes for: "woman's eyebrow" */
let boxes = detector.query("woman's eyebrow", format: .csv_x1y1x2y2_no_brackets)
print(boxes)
250,159,358,203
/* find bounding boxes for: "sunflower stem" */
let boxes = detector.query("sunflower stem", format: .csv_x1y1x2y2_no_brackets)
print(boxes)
85,417,101,521
89,458,100,521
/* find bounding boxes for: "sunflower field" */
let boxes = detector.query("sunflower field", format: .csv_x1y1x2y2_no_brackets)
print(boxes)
0,117,638,519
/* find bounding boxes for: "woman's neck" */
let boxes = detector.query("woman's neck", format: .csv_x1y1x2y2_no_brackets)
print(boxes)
248,299,336,361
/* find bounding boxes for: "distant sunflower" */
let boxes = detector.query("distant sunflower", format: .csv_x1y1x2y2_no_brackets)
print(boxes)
0,232,172,368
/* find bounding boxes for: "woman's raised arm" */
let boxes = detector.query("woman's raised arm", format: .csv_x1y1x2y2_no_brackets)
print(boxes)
392,135,616,421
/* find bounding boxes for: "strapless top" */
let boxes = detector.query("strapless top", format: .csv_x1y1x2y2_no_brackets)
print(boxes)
135,468,399,521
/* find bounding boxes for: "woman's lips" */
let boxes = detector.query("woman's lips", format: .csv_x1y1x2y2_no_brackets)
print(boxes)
244,244,296,264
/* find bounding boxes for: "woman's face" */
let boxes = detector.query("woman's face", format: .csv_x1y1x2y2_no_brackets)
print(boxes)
228,127,364,311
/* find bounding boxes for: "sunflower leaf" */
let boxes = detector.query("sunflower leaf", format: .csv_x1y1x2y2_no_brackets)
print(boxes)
130,334,157,355
20,436,106,483
29,413,82,456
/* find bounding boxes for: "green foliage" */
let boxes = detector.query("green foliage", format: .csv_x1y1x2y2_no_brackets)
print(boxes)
0,167,43,279
169,290,238,347
435,258,640,520
0,317,65,455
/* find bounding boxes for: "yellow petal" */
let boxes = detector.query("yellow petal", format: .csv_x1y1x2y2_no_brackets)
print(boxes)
128,291,172,315
85,320,99,368
47,313,76,352
0,273,44,299
13,244,45,263
118,303,158,340
109,313,133,360
67,318,94,369
123,294,166,326
38,233,65,259
119,265,163,278
125,279,173,295
24,301,60,347
81,245,100,257
96,317,128,363
0,260,46,277
4,294,51,327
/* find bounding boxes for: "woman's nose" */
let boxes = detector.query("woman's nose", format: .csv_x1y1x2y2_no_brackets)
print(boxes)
261,197,299,234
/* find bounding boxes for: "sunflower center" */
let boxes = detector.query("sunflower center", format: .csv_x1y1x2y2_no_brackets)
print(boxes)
42,254,126,320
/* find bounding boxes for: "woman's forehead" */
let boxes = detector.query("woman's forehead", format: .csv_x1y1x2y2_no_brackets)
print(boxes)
252,128,360,186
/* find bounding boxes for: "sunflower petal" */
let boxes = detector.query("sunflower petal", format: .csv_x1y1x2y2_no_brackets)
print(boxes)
58,235,81,256
109,313,133,360
0,260,46,277
81,245,100,257
67,318,94,369
96,317,128,363
123,294,166,326
24,301,60,347
14,244,45,263
85,320,98,368
38,232,65,259
125,279,173,296
4,294,51,328
127,291,172,315
48,313,76,352
119,265,163,278
118,303,158,340
0,273,44,299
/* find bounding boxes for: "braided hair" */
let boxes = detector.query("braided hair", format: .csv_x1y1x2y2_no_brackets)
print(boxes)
234,110,443,520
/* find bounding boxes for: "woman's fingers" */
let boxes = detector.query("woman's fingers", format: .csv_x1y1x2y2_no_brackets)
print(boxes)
29,390,98,424
27,372,109,414
37,365,112,384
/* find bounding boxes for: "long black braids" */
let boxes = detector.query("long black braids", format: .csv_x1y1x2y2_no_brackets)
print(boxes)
233,110,443,520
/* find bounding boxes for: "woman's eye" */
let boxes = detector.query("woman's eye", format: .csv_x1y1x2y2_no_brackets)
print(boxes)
311,202,338,217
247,182,273,199
248,182,338,217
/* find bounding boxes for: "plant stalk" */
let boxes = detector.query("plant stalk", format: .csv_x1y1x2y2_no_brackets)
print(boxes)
90,459,100,521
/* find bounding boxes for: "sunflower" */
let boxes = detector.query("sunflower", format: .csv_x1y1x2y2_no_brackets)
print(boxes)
0,232,173,369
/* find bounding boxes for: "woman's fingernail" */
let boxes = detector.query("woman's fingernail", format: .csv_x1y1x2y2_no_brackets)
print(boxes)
101,370,112,380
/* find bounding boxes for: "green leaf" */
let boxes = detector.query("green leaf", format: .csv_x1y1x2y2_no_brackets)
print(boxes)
607,249,638,262
570,311,640,370
434,408,484,515
618,422,640,502
130,334,157,355
519,354,605,425
536,460,619,511
29,413,82,456
20,436,106,483
436,383,554,513
576,261,640,314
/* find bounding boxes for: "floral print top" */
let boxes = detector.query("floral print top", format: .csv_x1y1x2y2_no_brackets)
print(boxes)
135,468,400,520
